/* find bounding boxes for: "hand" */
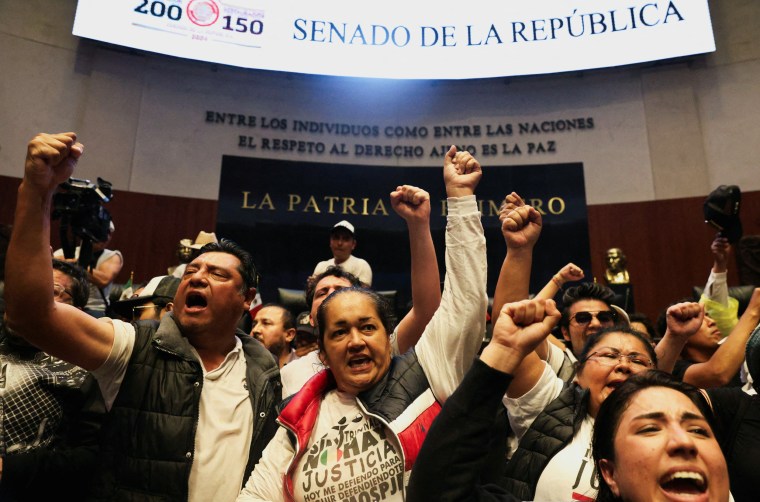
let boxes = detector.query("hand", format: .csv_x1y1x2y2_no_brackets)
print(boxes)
491,298,561,358
443,145,481,198
665,302,704,340
24,132,83,195
555,263,584,285
711,236,731,270
500,191,524,214
500,193,542,249
390,185,431,224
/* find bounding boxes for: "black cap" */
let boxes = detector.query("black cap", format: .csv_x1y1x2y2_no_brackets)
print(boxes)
703,185,742,243
111,275,180,319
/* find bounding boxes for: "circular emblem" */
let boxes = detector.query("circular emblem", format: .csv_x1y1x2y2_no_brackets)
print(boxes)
187,0,220,26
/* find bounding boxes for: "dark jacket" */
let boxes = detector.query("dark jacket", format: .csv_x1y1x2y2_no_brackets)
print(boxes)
707,387,759,502
90,315,281,501
407,358,518,502
500,382,588,501
0,326,105,501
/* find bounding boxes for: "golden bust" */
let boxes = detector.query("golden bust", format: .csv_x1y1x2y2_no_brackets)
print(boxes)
604,247,630,284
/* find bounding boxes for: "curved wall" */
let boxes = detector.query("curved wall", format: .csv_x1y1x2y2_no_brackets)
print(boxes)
1,0,758,321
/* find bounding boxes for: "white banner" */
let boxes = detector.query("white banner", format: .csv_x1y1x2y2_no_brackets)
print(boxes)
73,0,715,79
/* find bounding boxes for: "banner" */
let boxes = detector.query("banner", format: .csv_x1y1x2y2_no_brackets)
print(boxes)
217,156,591,306
73,0,715,79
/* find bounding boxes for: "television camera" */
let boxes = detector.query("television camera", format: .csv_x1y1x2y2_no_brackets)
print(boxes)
52,177,113,269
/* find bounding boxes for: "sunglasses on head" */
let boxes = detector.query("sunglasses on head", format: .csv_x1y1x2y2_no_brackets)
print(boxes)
571,310,616,325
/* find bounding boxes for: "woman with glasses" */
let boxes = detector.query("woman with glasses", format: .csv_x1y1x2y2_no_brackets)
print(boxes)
499,320,658,501
407,299,722,502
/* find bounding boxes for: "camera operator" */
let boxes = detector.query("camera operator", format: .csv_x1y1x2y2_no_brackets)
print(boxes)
54,222,122,318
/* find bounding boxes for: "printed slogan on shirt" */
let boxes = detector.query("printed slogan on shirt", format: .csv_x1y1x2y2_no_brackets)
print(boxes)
295,413,404,502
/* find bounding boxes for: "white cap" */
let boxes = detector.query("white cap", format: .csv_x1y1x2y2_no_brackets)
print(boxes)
611,305,630,326
332,220,355,235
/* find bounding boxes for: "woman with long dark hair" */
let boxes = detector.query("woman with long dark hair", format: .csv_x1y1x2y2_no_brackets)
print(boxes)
593,371,729,502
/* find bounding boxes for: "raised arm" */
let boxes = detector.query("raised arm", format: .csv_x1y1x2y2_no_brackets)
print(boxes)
407,298,558,502
535,262,584,301
390,185,440,354
5,133,114,370
414,145,487,402
483,299,562,375
531,262,585,357
701,236,738,337
491,193,542,326
442,145,482,198
683,288,760,388
654,302,704,373
708,236,730,288
503,298,564,398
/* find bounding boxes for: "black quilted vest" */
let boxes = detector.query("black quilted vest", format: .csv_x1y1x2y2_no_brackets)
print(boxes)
89,315,281,501
501,383,588,501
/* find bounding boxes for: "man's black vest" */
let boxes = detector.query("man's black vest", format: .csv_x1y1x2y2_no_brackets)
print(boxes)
89,315,281,501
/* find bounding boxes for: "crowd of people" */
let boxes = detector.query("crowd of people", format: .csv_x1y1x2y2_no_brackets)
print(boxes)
0,131,757,501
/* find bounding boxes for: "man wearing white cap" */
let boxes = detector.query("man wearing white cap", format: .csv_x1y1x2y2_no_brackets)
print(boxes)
111,275,180,322
312,220,372,286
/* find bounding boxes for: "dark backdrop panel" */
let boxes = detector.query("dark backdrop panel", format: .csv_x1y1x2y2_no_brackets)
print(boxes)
216,156,591,308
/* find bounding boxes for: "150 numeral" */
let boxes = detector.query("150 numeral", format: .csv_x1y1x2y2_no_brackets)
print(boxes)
222,16,263,34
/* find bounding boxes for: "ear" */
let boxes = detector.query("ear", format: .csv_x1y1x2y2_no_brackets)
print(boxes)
598,459,621,497
318,350,328,368
561,326,571,342
165,302,174,313
284,328,296,344
350,239,357,251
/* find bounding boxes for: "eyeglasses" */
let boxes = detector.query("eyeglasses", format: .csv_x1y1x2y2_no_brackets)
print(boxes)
585,350,654,369
132,304,158,319
570,310,616,325
53,283,73,302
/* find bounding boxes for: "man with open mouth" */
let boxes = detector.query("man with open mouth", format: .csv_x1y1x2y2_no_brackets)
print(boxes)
4,132,281,502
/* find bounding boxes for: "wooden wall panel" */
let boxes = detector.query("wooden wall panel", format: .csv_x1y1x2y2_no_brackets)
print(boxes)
0,176,20,226
103,190,218,284
2,174,758,322
588,192,760,321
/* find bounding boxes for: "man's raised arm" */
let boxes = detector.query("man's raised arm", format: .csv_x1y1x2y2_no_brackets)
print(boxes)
5,133,114,370
491,192,542,326
684,288,760,388
654,302,704,373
